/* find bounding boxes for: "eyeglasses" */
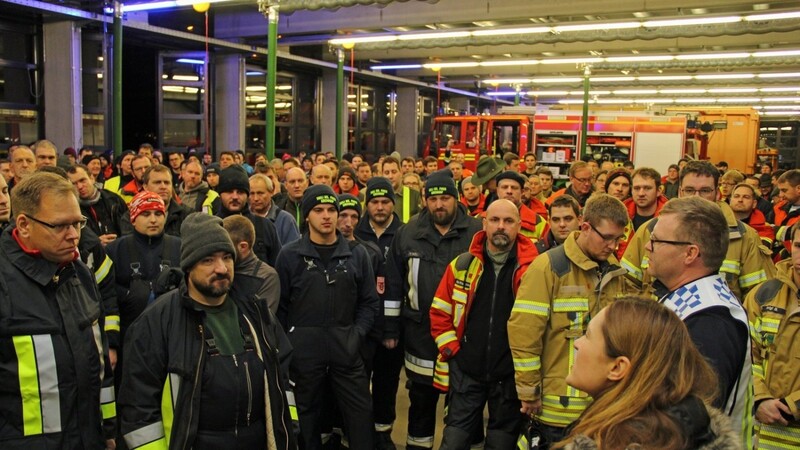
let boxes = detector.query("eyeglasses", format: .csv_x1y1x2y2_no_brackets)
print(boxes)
680,187,716,196
572,176,593,184
649,234,694,247
588,222,625,244
26,214,87,233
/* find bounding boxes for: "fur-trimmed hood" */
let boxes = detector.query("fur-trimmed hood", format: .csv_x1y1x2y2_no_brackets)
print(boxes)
563,406,741,450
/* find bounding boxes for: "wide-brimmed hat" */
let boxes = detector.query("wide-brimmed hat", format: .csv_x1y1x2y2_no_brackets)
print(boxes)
470,156,507,186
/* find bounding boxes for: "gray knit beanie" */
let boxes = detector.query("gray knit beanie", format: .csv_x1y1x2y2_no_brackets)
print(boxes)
180,212,237,272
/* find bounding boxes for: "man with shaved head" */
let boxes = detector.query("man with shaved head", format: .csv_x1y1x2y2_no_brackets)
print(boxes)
276,166,309,228
431,200,538,449
310,163,333,187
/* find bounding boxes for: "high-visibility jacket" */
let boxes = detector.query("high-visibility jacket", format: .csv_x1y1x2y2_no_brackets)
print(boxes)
772,199,800,261
508,232,636,428
519,203,549,242
744,260,800,448
430,231,537,391
621,201,774,301
394,186,422,223
0,228,115,449
119,282,297,450
744,208,774,249
616,194,668,259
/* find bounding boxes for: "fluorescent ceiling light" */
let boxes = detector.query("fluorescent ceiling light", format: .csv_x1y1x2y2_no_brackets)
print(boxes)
634,99,676,104
541,57,604,65
695,73,755,80
559,99,593,104
758,72,800,78
423,62,479,69
676,52,750,60
760,87,800,92
753,50,800,58
674,98,718,103
639,75,692,81
330,36,398,45
717,97,761,103
371,64,423,70
484,78,532,85
745,11,800,21
246,71,264,76
176,58,205,65
762,97,800,102
660,88,707,94
644,16,741,27
708,88,759,93
245,86,266,92
588,76,636,82
595,98,635,104
398,31,470,41
531,77,583,83
485,92,518,96
472,27,549,36
123,0,230,12
172,75,199,81
552,22,639,32
613,89,658,95
480,60,540,67
567,90,611,95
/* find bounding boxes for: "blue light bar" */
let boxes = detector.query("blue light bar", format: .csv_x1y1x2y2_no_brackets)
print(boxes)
123,1,180,12
486,91,520,97
246,71,265,76
176,58,206,64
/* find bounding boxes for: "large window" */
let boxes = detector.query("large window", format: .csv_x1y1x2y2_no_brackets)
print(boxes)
159,52,206,151
82,33,107,148
347,84,396,161
0,21,39,151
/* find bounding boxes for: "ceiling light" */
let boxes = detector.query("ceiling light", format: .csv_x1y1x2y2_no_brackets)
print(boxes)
480,59,540,67
760,87,800,92
422,62,479,68
540,57,604,64
633,12,651,18
559,99,593,104
745,11,800,21
613,89,658,95
717,97,761,103
330,35,398,45
567,90,611,95
526,90,570,96
176,58,205,65
552,22,640,32
531,77,583,83
483,78,532,85
634,99,676,104
172,75,199,81
674,98,718,103
123,0,231,12
753,50,800,57
595,98,635,104
370,64,423,70
660,89,707,94
758,72,800,78
471,26,549,36
639,75,692,81
588,76,636,82
762,97,800,102
485,91,519,97
245,86,267,92
643,16,741,27
708,88,759,93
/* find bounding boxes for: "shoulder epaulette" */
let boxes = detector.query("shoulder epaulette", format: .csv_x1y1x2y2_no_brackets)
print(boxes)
755,279,784,306
548,245,570,277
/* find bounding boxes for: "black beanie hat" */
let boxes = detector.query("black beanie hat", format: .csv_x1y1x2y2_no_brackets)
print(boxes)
217,165,250,194
495,170,527,189
424,170,459,198
365,177,395,204
605,169,632,193
337,193,362,216
338,166,357,182
180,213,236,272
301,184,339,219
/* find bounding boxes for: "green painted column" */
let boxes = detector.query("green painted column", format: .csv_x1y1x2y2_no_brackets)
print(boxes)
113,0,123,156
580,66,590,160
514,84,521,106
266,5,278,159
336,48,345,159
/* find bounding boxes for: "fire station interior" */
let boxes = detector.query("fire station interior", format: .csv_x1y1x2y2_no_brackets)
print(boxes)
1,0,799,174
0,1,798,447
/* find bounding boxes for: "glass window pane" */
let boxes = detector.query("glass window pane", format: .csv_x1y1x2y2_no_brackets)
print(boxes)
296,127,315,153
163,86,202,114
82,114,105,147
0,67,37,104
246,123,265,151
81,39,104,71
0,29,33,64
0,109,38,148
83,73,104,109
164,119,202,149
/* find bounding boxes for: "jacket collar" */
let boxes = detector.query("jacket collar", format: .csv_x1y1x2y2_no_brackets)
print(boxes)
295,232,352,259
468,230,537,267
355,211,401,237
3,227,65,286
412,203,475,243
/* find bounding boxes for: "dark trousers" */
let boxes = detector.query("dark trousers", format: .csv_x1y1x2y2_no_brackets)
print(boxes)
406,381,442,448
440,361,522,450
538,423,567,450
370,342,404,429
291,330,374,450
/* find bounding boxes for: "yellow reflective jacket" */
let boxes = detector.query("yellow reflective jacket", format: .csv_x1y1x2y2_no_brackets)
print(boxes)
508,232,636,428
621,201,774,301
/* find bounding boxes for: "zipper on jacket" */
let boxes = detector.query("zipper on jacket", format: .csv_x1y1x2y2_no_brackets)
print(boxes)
244,360,253,426
233,354,239,438
254,300,290,450
182,323,205,450
485,274,499,377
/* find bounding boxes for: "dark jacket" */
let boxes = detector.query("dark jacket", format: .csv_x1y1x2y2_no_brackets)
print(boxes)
106,231,181,340
118,282,297,450
0,227,115,449
78,227,121,349
79,188,128,238
275,196,304,230
386,203,482,385
275,233,379,338
217,204,281,266
354,212,402,339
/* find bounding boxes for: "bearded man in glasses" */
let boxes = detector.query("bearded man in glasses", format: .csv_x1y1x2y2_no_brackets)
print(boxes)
0,171,116,449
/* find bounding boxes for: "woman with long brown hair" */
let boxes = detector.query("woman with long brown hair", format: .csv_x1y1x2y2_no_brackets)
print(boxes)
553,297,741,449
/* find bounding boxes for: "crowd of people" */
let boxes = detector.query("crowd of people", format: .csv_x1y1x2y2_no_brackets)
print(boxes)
1,139,799,450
